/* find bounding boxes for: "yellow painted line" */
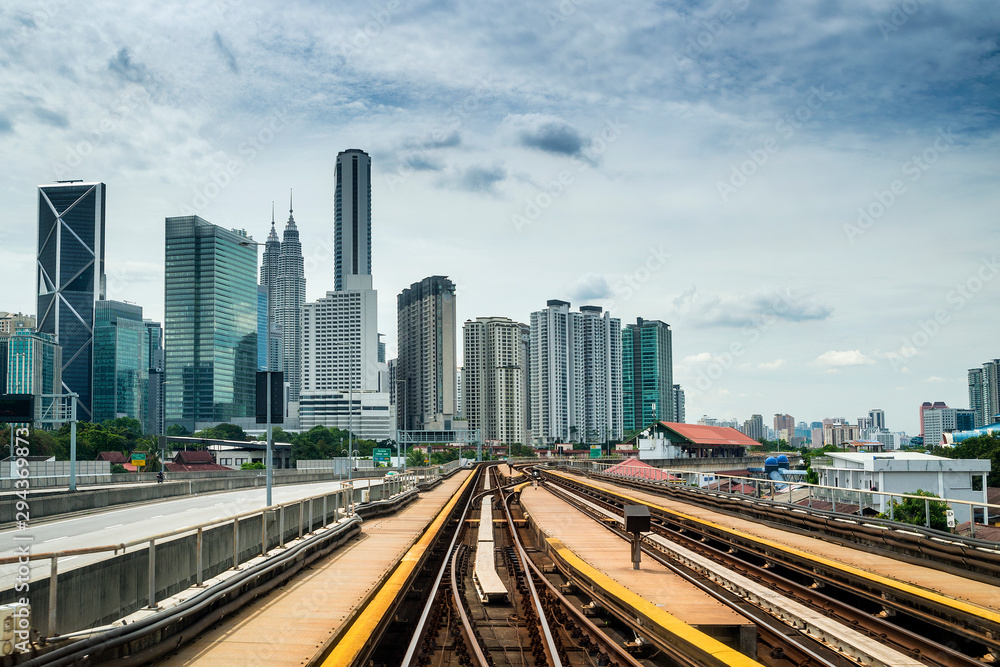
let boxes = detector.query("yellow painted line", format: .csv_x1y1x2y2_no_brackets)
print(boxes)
551,470,1000,625
547,538,762,667
512,481,531,494
321,471,477,666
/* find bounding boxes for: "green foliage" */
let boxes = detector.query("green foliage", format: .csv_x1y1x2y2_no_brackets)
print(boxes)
166,424,190,436
931,433,1000,487
241,461,265,470
406,448,428,468
755,439,788,452
879,490,950,531
805,468,818,485
508,443,537,458
194,423,252,441
110,464,128,474
430,449,461,465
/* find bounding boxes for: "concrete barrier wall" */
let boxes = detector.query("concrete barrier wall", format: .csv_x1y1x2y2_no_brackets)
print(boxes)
0,483,396,636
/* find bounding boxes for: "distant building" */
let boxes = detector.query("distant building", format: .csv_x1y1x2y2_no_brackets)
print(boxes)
4,330,62,427
773,413,794,442
869,408,886,431
969,361,1000,428
145,320,164,435
36,181,106,420
92,300,148,425
256,285,268,371
631,421,758,460
811,451,990,523
923,407,976,447
622,317,673,431
0,312,35,337
672,385,685,424
298,390,392,441
919,401,948,438
463,317,528,445
164,216,258,431
397,276,459,431
823,420,860,447
741,414,765,441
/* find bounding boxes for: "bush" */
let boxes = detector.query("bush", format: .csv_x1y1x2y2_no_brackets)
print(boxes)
240,461,265,470
879,489,950,531
110,464,127,474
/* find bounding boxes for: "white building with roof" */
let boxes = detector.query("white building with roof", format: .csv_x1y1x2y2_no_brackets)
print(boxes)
811,451,990,523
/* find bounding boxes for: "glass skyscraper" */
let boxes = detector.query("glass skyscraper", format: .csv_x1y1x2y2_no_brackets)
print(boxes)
164,216,258,431
622,318,674,431
334,149,372,291
92,300,148,425
36,181,106,421
5,330,62,426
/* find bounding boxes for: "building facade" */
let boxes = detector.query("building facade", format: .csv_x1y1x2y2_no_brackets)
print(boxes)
622,317,673,432
92,300,148,425
741,414,765,441
302,288,381,394
773,413,795,442
397,276,458,431
672,384,685,424
463,317,529,445
164,216,258,432
334,149,372,291
969,362,1000,428
529,300,622,445
298,390,392,440
4,329,62,426
36,181,106,421
145,320,165,435
0,313,35,337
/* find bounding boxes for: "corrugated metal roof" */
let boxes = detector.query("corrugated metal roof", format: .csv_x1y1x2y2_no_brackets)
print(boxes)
658,422,760,446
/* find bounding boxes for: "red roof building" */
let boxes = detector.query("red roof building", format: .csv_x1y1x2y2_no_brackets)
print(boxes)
630,421,757,460
96,451,139,471
165,450,233,473
604,457,681,482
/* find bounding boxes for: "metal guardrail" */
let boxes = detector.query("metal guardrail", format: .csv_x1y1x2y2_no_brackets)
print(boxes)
554,459,1000,537
0,472,420,637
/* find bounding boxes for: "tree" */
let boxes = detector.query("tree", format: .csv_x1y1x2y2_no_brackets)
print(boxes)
805,468,818,485
880,490,950,531
194,423,252,441
166,424,190,436
406,448,427,468
933,433,1000,487
241,461,265,470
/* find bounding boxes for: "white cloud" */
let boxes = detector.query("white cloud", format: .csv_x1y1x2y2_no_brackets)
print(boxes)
757,359,786,370
814,350,875,367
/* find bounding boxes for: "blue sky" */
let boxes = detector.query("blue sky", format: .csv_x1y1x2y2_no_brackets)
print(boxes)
0,0,997,435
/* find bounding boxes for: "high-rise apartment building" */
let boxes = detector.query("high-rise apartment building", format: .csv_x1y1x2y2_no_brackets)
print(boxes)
622,318,673,431
92,300,148,425
302,289,380,393
773,413,795,442
969,368,986,427
145,320,164,435
742,414,765,441
397,276,457,431
4,329,62,425
529,300,622,445
463,317,529,445
672,385,685,424
334,149,372,291
164,216,258,431
36,181,106,420
968,361,1000,427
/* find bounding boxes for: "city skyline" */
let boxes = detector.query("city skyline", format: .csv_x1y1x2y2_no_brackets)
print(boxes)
0,2,997,434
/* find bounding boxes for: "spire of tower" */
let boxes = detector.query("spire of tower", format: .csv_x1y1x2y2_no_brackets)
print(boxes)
286,188,296,229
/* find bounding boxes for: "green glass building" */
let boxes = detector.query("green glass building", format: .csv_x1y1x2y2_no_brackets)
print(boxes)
5,329,62,426
92,300,148,426
622,318,673,432
164,216,258,432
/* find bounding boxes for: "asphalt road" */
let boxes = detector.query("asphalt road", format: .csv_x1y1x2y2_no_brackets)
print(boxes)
1,477,387,581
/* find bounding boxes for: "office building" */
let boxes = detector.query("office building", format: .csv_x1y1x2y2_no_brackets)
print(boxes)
4,329,62,426
397,276,458,431
36,181,106,420
92,300,148,425
334,149,372,291
529,300,622,445
773,413,794,442
672,385,685,424
260,215,283,372
918,401,948,438
923,407,976,447
302,288,381,393
463,317,529,445
0,313,35,337
145,320,165,435
298,390,392,440
622,318,673,431
868,408,886,432
164,216,258,431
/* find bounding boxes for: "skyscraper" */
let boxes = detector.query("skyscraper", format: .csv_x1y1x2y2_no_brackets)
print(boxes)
529,300,622,445
672,385,685,424
622,317,673,431
868,408,886,431
969,367,986,428
164,216,258,431
260,211,283,372
277,196,305,401
36,181,106,420
334,149,372,291
969,361,1000,427
463,317,529,445
397,276,457,431
742,414,765,441
145,319,164,435
4,329,62,425
92,300,148,425
773,413,795,442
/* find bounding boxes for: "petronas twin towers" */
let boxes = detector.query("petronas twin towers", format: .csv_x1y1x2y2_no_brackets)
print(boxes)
260,194,305,401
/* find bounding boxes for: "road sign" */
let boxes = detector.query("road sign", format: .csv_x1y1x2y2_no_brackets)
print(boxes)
131,451,147,468
374,448,392,465
0,394,34,423
255,371,284,424
589,445,602,459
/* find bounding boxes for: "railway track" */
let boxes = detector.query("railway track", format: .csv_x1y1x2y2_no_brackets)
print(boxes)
539,467,996,667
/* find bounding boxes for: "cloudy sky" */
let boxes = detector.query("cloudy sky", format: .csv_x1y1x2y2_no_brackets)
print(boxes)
0,0,997,435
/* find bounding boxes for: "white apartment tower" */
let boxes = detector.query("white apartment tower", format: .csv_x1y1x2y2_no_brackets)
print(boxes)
463,317,529,445
529,300,622,445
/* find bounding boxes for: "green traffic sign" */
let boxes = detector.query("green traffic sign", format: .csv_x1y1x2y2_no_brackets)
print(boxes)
373,448,392,463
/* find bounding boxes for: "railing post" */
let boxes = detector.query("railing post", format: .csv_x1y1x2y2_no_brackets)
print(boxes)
48,554,59,637
308,499,313,534
261,510,268,556
924,498,931,528
279,506,285,546
322,495,327,527
233,518,240,568
889,497,894,521
298,501,304,539
196,528,204,586
972,507,977,537
148,538,158,609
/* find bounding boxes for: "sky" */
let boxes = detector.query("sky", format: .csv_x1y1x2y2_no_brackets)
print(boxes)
0,0,997,436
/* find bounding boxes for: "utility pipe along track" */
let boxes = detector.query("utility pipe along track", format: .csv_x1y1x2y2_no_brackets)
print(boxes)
539,468,997,667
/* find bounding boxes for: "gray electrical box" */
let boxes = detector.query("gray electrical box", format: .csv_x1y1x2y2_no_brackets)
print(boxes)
624,505,651,533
